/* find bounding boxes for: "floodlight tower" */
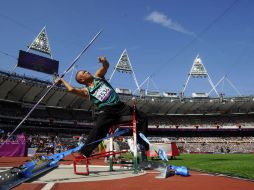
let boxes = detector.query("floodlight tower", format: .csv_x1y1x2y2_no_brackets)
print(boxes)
27,26,53,58
181,54,219,98
109,49,140,92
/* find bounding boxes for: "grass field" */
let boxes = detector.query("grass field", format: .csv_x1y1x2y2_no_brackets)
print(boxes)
123,153,254,179
164,154,254,180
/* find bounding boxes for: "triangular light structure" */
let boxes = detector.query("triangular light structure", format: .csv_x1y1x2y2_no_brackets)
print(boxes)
181,54,219,97
190,55,207,77
28,26,52,57
109,49,140,92
115,49,133,73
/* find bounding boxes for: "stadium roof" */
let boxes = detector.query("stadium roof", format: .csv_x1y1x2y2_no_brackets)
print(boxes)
1,70,254,115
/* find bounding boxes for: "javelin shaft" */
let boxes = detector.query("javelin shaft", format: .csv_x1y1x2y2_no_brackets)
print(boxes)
60,29,103,77
6,85,55,139
2,29,103,144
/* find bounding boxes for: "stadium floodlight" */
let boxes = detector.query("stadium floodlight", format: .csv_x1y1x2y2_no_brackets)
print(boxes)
27,26,52,57
109,49,140,92
181,54,219,98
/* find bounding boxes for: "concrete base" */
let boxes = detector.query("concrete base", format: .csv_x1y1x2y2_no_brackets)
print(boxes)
32,164,145,183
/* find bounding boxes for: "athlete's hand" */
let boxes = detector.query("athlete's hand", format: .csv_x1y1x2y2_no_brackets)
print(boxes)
96,56,109,77
98,56,108,64
55,77,63,84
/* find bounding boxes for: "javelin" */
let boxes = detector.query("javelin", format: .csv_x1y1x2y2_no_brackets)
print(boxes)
1,29,103,145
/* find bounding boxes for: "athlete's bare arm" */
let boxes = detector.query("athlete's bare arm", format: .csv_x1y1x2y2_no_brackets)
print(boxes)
56,78,89,99
95,56,109,78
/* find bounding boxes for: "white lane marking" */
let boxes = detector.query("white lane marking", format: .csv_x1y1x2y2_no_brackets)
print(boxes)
41,182,55,190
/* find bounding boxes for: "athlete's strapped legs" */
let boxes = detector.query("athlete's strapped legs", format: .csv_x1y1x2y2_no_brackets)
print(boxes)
80,103,127,157
80,102,149,158
80,112,117,157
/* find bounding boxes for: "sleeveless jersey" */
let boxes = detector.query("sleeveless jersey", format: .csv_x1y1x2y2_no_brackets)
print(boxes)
87,77,120,108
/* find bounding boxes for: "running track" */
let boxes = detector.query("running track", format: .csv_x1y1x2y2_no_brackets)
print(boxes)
0,156,253,190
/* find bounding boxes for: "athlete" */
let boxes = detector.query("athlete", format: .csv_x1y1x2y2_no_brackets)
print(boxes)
56,56,149,160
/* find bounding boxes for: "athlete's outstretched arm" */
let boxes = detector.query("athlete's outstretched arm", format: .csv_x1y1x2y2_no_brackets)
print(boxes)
56,78,89,99
95,56,109,78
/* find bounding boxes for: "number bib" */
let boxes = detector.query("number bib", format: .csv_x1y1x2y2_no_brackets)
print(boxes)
94,84,112,102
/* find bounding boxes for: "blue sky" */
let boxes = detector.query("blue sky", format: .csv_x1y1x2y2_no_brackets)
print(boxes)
0,0,254,97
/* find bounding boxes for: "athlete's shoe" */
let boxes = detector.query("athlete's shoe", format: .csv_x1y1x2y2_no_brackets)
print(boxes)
139,160,167,171
139,160,152,170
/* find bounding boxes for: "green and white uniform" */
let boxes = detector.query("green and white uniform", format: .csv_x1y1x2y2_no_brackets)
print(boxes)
87,77,120,109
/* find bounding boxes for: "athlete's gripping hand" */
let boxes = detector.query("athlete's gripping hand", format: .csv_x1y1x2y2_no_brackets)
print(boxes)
55,77,63,84
98,56,108,64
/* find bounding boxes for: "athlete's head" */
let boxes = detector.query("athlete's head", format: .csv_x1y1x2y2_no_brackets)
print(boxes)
75,70,93,85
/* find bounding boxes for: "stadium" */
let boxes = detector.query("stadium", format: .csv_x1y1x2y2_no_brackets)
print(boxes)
0,47,254,189
0,1,254,189
1,57,254,151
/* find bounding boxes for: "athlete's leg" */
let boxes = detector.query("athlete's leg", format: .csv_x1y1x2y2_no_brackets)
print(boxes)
136,109,149,151
80,112,118,157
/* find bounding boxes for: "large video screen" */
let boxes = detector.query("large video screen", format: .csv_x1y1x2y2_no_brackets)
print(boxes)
17,50,59,75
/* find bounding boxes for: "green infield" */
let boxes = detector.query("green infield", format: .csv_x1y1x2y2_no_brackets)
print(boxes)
167,154,254,180
122,153,254,179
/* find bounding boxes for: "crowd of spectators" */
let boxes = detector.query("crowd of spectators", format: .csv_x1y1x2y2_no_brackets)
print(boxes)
0,100,93,123
1,95,254,155
147,136,254,153
1,131,253,155
0,132,83,155
177,141,253,153
26,135,74,154
149,115,254,129
113,136,254,154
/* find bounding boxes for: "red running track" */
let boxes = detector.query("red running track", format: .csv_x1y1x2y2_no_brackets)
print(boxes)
0,156,253,190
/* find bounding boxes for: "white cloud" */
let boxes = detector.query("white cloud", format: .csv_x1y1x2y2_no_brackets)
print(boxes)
145,11,195,36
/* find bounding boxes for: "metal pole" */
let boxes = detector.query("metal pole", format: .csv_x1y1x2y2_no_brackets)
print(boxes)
109,134,114,171
132,100,139,174
133,76,150,95
208,75,225,95
226,77,242,96
207,73,220,97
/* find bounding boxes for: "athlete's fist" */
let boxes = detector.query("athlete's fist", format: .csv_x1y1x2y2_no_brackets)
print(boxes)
98,56,108,64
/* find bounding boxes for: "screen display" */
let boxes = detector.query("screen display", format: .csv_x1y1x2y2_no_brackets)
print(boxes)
17,50,59,75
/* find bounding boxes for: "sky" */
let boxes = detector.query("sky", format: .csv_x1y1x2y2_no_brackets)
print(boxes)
0,0,254,97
